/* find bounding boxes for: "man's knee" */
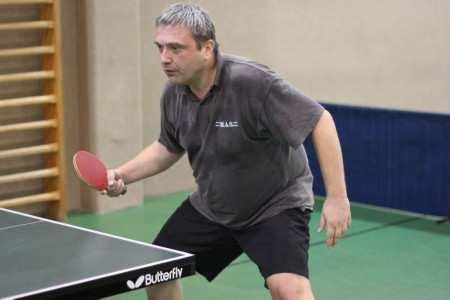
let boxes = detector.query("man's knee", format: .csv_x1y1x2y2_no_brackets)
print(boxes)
266,273,314,300
146,280,182,300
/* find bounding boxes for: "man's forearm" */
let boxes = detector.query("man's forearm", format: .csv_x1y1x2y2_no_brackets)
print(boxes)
116,141,183,184
311,110,348,200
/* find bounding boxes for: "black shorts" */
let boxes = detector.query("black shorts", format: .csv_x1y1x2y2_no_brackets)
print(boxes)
153,199,311,283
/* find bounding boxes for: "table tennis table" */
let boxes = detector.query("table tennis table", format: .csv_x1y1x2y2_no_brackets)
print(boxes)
0,208,195,299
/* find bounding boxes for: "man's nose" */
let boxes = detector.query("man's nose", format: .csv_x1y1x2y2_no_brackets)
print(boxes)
160,48,172,64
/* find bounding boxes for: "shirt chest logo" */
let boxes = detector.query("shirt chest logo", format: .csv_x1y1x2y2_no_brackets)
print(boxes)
215,121,239,128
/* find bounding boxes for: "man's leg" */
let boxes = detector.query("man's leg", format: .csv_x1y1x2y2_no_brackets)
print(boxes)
234,207,313,300
266,273,315,300
149,199,242,299
146,280,182,300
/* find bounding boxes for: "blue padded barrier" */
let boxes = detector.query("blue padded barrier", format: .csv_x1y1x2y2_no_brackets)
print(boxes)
304,103,450,217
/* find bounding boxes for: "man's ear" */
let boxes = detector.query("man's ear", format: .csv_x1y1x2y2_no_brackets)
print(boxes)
202,39,215,59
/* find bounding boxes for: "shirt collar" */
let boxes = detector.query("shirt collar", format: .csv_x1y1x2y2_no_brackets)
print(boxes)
213,51,224,87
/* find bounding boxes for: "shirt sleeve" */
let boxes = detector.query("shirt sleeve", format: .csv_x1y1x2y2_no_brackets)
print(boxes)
158,90,185,154
261,77,325,149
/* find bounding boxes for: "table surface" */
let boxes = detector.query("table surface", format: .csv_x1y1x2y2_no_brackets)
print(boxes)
0,208,195,300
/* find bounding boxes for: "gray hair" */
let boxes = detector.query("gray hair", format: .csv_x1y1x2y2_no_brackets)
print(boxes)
155,3,219,54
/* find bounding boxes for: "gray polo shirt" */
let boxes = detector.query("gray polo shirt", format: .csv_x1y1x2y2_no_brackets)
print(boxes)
159,53,324,229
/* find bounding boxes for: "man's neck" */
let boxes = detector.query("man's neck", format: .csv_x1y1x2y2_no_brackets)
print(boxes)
189,57,217,100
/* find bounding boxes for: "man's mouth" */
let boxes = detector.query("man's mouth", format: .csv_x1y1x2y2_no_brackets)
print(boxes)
164,69,177,76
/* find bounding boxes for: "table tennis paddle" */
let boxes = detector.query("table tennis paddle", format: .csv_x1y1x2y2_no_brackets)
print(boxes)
73,150,108,191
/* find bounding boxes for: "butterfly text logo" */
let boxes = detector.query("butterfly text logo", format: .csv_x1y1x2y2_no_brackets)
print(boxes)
126,267,183,290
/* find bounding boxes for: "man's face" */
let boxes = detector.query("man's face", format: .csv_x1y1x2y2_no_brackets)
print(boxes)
154,25,207,85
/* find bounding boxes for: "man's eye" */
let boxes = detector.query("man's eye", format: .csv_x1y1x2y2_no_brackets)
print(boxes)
170,45,183,53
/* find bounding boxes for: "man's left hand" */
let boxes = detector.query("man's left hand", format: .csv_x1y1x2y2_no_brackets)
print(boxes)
317,196,351,247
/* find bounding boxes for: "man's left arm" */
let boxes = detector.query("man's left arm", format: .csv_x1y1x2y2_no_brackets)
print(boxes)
311,110,352,247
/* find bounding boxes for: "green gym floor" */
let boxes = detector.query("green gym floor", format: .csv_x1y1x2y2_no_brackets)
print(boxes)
69,192,450,300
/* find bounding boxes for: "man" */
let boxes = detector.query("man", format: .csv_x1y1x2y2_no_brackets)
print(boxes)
106,3,351,300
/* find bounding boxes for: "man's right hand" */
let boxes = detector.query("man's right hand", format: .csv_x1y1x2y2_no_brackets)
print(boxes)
103,169,127,197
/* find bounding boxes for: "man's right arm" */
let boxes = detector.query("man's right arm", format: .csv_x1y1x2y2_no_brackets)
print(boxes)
105,141,184,196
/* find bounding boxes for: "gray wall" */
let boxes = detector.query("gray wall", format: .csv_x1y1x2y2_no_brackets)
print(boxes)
62,0,449,212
